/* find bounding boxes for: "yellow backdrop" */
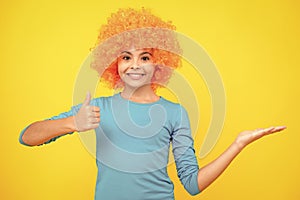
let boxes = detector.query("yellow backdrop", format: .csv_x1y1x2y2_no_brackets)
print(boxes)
1,0,299,199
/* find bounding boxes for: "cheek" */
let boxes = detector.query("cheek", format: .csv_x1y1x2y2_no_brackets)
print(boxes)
145,65,156,76
117,63,126,76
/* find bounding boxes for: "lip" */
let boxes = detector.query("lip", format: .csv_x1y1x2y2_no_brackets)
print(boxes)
126,73,146,75
126,73,146,80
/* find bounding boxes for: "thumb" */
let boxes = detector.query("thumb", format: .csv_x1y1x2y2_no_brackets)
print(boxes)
82,91,91,106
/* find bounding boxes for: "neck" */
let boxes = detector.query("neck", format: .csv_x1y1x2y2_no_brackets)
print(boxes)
121,84,159,103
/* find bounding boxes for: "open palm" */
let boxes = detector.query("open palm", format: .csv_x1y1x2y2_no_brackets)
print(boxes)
235,126,286,149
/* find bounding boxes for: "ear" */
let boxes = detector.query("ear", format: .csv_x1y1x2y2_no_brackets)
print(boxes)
151,65,160,82
154,64,161,71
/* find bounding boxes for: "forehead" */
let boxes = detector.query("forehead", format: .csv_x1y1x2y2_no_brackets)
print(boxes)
120,48,153,55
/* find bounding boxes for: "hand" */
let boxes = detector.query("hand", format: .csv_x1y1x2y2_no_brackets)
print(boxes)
74,92,100,132
235,126,286,149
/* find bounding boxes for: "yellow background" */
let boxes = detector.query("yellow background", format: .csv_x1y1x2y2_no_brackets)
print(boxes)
1,0,299,199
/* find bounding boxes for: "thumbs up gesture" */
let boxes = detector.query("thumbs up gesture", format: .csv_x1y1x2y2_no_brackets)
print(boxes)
74,92,100,132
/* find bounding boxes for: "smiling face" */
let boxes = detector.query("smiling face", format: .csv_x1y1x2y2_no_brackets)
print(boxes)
117,49,155,90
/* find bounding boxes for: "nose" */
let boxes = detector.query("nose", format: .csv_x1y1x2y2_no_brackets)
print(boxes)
131,65,140,69
131,60,140,69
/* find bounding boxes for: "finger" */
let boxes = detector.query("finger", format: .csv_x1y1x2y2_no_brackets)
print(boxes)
89,114,100,121
87,118,100,125
258,126,285,137
93,112,100,118
253,127,274,137
92,106,100,112
254,127,271,133
86,123,98,130
272,126,287,132
90,123,99,129
83,91,91,106
92,118,100,124
87,116,100,123
87,111,100,119
264,126,286,133
254,128,263,132
264,126,275,132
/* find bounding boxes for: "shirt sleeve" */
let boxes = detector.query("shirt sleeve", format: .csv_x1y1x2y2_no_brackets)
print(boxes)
171,105,200,196
19,104,82,146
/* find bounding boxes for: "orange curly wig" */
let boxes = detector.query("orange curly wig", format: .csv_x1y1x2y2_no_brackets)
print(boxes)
90,8,182,91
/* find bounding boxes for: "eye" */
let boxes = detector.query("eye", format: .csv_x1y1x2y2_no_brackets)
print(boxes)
141,56,150,61
122,56,131,60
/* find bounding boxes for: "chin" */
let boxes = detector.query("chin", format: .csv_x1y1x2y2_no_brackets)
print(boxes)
125,82,152,90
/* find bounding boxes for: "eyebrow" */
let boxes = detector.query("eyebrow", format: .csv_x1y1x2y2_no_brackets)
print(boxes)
120,51,153,56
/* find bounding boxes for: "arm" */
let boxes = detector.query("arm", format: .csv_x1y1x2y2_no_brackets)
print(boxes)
20,92,100,146
21,117,77,146
171,106,201,195
197,126,286,192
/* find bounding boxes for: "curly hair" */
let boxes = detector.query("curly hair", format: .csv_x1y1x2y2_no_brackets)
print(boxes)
90,8,182,91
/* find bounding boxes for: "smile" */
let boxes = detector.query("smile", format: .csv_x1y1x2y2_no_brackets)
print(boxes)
126,73,146,80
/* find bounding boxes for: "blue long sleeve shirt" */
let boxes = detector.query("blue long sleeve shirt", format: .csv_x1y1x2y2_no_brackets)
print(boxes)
19,93,200,199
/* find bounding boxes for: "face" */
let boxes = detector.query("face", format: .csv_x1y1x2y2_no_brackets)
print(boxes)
117,48,155,89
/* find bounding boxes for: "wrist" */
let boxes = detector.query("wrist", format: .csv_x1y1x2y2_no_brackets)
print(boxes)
232,139,246,152
65,116,78,132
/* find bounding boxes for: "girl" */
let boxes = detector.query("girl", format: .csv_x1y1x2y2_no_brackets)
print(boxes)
19,8,286,200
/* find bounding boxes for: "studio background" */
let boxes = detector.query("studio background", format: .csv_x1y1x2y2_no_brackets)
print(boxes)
1,0,299,199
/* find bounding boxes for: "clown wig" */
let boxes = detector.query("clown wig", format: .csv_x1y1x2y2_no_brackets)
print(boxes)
91,8,182,90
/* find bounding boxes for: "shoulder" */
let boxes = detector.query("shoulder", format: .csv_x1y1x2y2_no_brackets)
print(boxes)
160,97,186,109
159,97,190,130
159,97,188,116
90,94,120,110
90,94,114,104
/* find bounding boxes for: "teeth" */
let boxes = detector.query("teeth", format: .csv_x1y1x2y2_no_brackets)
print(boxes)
127,73,144,75
126,73,145,76
126,73,145,79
